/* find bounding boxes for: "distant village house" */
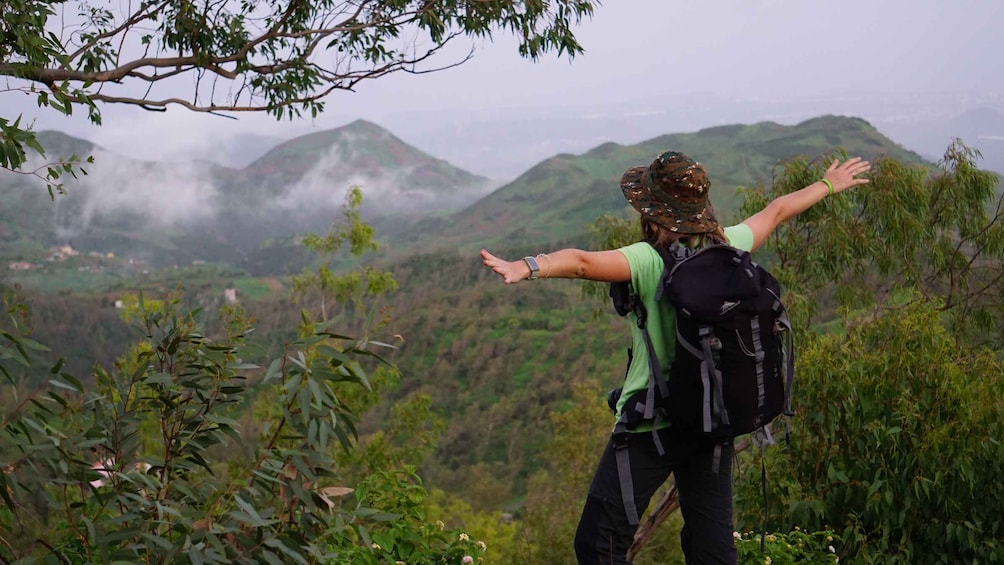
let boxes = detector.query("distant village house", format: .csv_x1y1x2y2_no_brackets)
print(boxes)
46,244,80,262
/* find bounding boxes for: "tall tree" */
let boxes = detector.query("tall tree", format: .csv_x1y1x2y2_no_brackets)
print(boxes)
1,0,596,192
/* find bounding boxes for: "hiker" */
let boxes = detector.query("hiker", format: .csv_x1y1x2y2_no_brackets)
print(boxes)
479,151,871,565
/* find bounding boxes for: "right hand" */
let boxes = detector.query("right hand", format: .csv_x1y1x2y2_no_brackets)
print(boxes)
480,248,531,285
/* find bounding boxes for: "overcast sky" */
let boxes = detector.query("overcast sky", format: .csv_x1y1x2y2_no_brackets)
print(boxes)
8,0,1004,177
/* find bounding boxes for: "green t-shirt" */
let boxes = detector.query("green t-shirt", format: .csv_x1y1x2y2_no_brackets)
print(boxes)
613,224,754,431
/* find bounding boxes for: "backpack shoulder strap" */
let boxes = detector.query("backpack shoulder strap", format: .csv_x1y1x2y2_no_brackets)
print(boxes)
648,242,688,302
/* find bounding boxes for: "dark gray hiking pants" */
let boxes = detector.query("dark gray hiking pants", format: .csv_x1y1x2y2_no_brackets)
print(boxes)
573,426,737,565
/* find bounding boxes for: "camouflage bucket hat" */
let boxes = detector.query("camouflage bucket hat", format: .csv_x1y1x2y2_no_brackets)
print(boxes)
620,151,719,234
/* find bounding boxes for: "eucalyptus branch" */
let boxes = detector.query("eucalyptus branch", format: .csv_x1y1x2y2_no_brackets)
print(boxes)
31,539,70,565
60,484,89,562
247,343,292,489
66,1,173,63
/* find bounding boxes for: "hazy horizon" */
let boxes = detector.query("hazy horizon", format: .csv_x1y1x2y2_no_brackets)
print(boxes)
6,0,1004,179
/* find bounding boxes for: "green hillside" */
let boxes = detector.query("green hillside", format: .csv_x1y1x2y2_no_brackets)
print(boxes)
406,115,927,253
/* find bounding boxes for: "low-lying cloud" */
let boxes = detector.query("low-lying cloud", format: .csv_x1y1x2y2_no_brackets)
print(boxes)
44,149,222,240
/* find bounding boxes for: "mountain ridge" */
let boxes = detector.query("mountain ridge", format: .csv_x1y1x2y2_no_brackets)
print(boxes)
400,115,929,254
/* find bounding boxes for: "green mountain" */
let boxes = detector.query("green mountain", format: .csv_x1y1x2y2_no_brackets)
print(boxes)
405,115,928,253
0,120,492,271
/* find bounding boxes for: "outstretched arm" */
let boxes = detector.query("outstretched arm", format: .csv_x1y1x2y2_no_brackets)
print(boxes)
743,157,872,251
480,248,631,284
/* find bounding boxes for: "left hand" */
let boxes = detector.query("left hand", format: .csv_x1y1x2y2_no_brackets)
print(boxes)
823,157,872,194
480,249,530,284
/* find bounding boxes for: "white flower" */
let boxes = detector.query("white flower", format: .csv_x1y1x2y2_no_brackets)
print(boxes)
829,545,836,553
371,543,382,551
459,532,470,542
462,557,474,564
476,540,487,551
733,531,742,540
765,557,772,565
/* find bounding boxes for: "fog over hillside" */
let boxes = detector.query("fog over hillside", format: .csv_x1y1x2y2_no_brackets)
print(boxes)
57,153,222,235
33,124,489,221
1,122,495,265
275,129,497,216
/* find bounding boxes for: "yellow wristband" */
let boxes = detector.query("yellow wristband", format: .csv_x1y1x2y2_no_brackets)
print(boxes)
821,178,834,196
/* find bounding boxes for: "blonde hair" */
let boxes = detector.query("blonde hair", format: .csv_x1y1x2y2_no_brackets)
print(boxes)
641,217,727,248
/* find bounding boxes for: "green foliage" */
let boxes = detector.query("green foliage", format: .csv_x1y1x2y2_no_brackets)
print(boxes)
735,300,1004,563
520,380,610,564
377,268,628,505
734,528,840,564
3,291,362,562
0,287,48,385
425,488,525,565
0,286,488,564
742,141,1004,345
0,201,487,563
0,116,93,197
344,393,445,480
345,468,487,565
292,187,398,323
0,1,96,194
730,142,1004,563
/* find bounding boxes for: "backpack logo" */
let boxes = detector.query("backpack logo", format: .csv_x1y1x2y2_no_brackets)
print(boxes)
719,300,741,315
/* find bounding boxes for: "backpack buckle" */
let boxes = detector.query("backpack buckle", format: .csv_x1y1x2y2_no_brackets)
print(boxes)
612,431,631,449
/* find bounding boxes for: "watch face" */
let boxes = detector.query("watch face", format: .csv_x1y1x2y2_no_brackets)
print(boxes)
524,256,539,279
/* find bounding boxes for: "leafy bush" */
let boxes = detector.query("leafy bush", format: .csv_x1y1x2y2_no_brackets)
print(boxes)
735,528,840,564
736,300,1004,563
0,289,478,564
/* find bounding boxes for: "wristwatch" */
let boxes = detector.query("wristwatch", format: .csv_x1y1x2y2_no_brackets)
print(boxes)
523,256,540,280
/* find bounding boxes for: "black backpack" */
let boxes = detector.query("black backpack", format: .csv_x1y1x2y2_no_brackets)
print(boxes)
607,241,795,526
610,242,794,440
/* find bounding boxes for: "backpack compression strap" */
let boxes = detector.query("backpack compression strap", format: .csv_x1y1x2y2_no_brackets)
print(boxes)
675,326,729,434
767,288,796,419
612,420,640,525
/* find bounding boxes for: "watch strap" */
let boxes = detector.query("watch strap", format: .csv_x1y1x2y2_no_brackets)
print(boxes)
523,256,540,280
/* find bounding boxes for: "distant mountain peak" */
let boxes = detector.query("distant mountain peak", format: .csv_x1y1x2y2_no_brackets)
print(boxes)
35,130,100,157
342,118,391,134
244,119,412,173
